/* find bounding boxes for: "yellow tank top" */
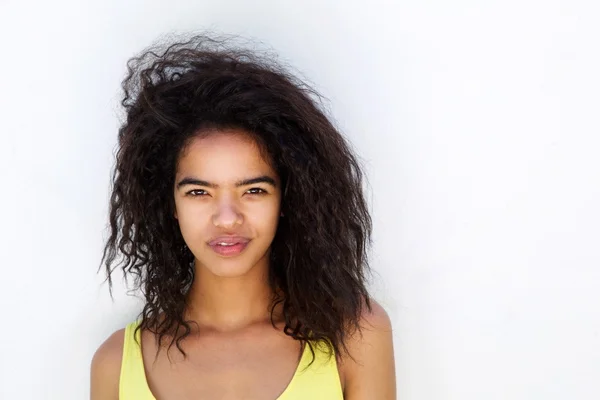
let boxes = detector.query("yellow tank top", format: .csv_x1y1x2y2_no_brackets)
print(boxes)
119,320,344,399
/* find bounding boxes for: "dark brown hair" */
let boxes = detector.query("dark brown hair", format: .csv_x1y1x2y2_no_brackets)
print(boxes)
100,32,373,366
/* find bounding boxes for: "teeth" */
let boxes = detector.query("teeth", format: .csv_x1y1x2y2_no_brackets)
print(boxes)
217,242,236,246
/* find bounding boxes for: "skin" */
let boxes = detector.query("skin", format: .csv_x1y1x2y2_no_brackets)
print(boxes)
174,131,283,332
90,129,396,399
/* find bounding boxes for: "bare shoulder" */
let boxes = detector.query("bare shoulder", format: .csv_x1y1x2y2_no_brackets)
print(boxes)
359,298,393,332
90,328,125,400
339,298,396,400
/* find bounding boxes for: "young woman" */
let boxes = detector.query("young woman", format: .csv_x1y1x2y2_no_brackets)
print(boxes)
90,33,396,400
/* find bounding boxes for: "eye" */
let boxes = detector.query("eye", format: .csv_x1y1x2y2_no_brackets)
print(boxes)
246,188,267,195
187,189,208,197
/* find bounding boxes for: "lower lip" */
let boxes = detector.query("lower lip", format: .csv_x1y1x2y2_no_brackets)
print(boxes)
208,241,250,257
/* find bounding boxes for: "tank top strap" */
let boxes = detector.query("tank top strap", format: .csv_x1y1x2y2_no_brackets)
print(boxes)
279,338,344,399
119,320,155,399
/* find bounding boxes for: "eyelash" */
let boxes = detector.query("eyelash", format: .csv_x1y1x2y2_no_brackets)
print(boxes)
187,188,267,197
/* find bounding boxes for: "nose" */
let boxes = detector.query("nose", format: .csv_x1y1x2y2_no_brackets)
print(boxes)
211,198,243,228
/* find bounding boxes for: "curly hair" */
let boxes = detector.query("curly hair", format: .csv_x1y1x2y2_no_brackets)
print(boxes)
100,32,374,366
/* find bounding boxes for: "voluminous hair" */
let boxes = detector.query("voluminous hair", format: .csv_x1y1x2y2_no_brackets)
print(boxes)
100,32,373,365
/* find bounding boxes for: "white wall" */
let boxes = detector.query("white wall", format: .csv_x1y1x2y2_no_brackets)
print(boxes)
1,1,598,399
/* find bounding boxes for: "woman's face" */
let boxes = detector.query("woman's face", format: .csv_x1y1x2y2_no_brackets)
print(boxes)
173,130,282,278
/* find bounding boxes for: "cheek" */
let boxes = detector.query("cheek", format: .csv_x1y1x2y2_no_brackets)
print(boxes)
250,207,279,228
244,199,281,232
174,201,208,233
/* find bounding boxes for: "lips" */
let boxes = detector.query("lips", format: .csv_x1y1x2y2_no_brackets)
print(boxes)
208,236,250,247
207,236,251,257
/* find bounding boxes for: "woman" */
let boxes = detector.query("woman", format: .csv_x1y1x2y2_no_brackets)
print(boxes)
90,33,396,399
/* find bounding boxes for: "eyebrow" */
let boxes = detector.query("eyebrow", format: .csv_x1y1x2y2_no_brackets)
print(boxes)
176,175,278,190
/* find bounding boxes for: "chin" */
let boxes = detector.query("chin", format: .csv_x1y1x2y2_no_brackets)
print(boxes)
197,256,259,278
209,264,254,278
192,243,271,278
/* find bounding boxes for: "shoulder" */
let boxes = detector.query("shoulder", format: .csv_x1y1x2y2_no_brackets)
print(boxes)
90,327,126,400
339,298,396,400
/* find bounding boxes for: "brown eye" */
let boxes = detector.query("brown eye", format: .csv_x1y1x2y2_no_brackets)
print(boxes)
188,189,208,196
246,188,267,195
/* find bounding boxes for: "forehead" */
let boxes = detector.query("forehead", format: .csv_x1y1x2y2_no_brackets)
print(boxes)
176,130,277,179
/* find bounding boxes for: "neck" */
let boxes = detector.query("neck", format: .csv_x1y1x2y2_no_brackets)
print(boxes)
184,258,282,334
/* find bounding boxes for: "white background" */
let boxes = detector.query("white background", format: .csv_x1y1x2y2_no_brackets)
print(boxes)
1,1,599,399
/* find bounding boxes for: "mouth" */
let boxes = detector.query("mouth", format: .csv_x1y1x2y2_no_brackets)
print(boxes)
207,237,251,257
